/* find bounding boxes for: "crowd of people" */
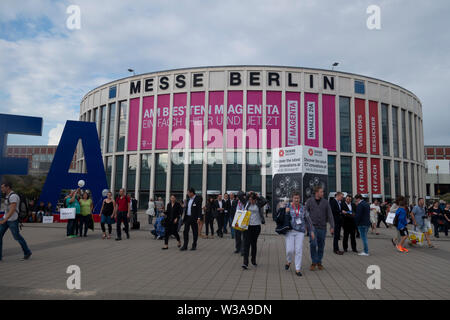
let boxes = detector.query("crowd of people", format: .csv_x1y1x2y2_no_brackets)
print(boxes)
1,179,449,277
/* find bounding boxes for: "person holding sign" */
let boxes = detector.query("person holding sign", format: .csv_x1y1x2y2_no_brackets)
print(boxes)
0,182,32,261
65,189,81,238
284,192,314,277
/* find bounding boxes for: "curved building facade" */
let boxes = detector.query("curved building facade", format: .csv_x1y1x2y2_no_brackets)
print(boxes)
78,66,425,207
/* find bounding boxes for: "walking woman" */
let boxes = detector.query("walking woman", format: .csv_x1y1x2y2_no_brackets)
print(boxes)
428,201,443,238
284,192,314,276
238,192,267,269
162,194,182,249
204,196,216,239
99,191,115,239
79,191,93,237
146,198,156,227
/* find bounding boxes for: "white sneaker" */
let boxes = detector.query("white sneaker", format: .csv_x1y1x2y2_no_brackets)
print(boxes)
358,252,370,256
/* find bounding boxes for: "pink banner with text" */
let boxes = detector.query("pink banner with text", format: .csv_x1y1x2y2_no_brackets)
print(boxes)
285,92,301,147
227,91,243,149
171,93,187,149
127,98,140,151
141,96,154,150
190,91,205,149
322,94,336,151
304,93,319,147
246,91,262,148
266,91,281,148
155,94,170,149
207,91,224,148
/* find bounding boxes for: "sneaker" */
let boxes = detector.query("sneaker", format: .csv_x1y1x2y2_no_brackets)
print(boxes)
310,264,316,271
401,246,409,253
115,238,122,241
317,263,324,270
295,271,302,277
396,245,404,252
358,252,370,256
285,263,290,270
242,264,248,270
23,253,32,260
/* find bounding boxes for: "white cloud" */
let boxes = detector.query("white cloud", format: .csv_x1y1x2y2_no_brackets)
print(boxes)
47,123,64,145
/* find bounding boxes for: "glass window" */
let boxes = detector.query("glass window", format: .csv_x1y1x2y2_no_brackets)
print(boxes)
265,151,272,199
340,156,352,194
354,80,365,95
188,152,203,193
411,163,415,199
116,101,127,152
414,116,419,161
109,86,117,99
226,152,242,192
171,151,185,198
394,161,401,197
105,156,113,189
392,106,399,158
328,155,336,193
139,154,152,209
246,152,261,193
107,103,116,153
339,97,351,153
383,160,391,200
99,106,106,151
409,112,414,160
155,153,168,198
381,104,390,156
401,110,407,158
127,154,137,193
114,155,124,191
93,108,98,131
404,163,409,197
207,151,222,192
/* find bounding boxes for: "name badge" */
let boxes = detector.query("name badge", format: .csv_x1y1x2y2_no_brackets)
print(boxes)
295,217,302,225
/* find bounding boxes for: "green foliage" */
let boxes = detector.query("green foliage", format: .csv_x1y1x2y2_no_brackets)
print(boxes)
2,175,46,200
440,193,450,203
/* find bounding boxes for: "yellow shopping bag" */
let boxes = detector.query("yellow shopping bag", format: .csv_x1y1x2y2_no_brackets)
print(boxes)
232,209,251,231
408,230,425,246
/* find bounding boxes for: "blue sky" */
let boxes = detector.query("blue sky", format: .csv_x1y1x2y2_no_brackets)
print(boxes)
0,0,449,146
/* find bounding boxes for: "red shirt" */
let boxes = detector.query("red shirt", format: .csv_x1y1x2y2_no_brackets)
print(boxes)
116,196,130,212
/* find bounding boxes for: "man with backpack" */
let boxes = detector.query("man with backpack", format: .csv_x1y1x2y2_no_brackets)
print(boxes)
0,182,32,261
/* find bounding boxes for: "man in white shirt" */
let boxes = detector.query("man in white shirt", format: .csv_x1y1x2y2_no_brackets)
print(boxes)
0,182,32,261
370,199,381,235
181,187,203,251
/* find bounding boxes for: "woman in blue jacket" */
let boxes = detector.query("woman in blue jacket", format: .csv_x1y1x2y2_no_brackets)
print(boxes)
395,196,409,253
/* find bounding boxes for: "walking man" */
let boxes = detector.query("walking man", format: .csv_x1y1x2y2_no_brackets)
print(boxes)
180,187,203,251
114,188,130,241
0,182,32,261
354,194,371,256
305,186,334,271
215,194,225,238
329,192,344,255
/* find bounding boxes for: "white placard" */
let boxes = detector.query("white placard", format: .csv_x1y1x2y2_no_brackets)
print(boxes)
60,208,76,220
42,216,54,224
386,212,396,225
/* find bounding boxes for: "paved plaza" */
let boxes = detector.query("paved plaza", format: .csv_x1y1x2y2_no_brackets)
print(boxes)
0,213,449,300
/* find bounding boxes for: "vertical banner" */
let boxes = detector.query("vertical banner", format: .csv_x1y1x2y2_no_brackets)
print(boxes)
304,93,319,147
355,98,367,153
140,96,154,150
190,91,205,149
266,91,282,148
322,94,336,151
171,93,187,149
227,91,243,149
285,92,301,147
302,146,328,201
356,157,368,194
127,98,140,151
371,158,381,196
207,91,224,148
246,91,263,148
369,101,379,155
155,94,170,149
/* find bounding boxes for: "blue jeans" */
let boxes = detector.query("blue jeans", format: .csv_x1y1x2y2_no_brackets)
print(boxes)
66,218,76,236
223,213,229,232
229,215,235,238
0,219,32,260
357,226,369,254
309,228,326,264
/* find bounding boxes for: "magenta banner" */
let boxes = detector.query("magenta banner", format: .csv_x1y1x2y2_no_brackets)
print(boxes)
266,91,281,148
322,94,336,151
127,98,140,151
190,91,205,149
141,96,154,150
304,93,319,147
207,91,224,148
155,94,170,149
246,91,262,148
285,91,301,147
227,91,243,149
171,93,187,149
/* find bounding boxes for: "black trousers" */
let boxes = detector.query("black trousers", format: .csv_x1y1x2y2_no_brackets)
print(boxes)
333,219,342,252
243,225,261,266
78,215,89,236
217,214,225,236
205,214,214,236
116,211,129,239
183,216,198,248
235,229,243,252
343,225,357,252
377,215,389,228
101,222,112,234
164,223,180,245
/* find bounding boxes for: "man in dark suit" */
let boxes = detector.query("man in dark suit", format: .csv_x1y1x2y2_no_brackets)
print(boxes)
223,193,231,234
215,194,226,238
180,187,203,251
229,193,238,240
354,194,371,256
341,195,357,252
329,192,344,255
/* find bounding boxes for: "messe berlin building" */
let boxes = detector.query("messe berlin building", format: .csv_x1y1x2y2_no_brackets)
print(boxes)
77,66,425,207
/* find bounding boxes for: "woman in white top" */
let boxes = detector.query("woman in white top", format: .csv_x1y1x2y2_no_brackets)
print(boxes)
146,198,155,226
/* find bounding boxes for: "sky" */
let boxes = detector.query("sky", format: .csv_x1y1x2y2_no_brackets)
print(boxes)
0,0,449,146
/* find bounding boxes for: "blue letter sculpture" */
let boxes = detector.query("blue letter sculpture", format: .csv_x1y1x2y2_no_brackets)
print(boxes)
0,113,43,177
39,121,108,213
